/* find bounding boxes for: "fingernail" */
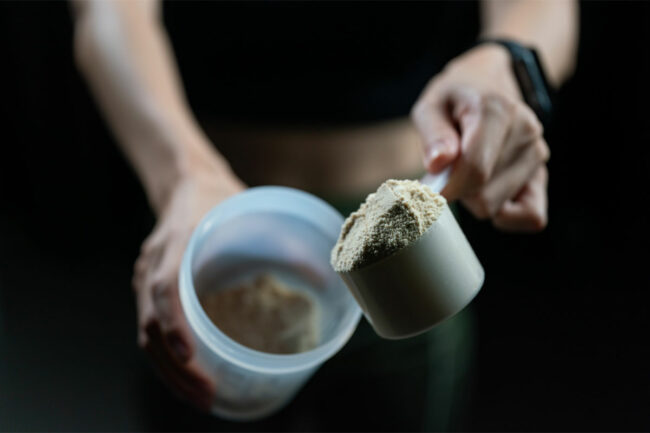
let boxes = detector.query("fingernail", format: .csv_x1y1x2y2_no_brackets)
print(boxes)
427,147,441,162
168,334,190,362
427,138,452,156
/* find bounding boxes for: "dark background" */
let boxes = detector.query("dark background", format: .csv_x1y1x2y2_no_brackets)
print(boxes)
1,1,649,431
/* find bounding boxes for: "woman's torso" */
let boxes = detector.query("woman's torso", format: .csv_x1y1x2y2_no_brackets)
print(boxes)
164,1,479,197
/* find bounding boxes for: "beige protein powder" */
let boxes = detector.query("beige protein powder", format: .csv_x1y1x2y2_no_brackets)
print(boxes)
199,274,320,354
331,179,447,272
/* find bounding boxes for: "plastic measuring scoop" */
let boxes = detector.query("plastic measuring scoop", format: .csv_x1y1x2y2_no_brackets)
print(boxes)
336,167,485,339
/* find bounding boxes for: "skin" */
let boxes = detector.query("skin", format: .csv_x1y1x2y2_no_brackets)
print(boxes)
413,0,579,231
413,45,552,231
71,0,578,411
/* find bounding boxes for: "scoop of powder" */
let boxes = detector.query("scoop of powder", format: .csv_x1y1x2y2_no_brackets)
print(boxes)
331,179,447,272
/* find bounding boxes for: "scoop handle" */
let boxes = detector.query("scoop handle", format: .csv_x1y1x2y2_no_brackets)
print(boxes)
420,166,451,193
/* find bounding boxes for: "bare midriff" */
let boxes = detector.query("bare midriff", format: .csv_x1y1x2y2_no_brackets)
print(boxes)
203,117,425,198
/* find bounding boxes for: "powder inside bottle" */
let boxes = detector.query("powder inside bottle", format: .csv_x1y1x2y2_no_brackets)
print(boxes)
199,274,320,354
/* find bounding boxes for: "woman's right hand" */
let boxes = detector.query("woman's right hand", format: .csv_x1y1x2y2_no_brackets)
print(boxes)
133,168,246,410
412,44,550,232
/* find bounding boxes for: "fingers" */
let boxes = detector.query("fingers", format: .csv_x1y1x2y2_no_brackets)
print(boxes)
136,279,156,347
136,229,195,361
134,254,155,347
493,104,544,173
463,138,549,219
136,266,215,411
134,226,215,411
412,47,550,230
144,322,215,411
152,236,194,362
429,89,548,229
411,90,461,174
492,166,548,232
151,279,192,361
442,91,514,202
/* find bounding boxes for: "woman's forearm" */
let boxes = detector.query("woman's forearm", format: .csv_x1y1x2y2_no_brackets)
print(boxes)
72,0,233,213
480,0,579,87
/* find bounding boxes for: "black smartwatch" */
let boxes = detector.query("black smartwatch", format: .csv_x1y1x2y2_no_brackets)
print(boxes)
476,38,553,127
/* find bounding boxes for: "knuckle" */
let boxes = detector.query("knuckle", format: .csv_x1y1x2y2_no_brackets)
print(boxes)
410,99,429,121
152,280,173,300
479,92,514,118
517,105,544,139
141,230,165,254
534,140,551,162
140,240,154,255
168,227,192,244
525,117,544,139
134,257,147,277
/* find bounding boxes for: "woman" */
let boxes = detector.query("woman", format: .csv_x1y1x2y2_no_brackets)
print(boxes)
71,0,577,429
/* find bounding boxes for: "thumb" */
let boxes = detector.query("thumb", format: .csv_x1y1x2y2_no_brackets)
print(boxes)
412,99,460,173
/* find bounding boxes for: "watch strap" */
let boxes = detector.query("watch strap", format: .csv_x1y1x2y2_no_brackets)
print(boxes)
476,38,553,126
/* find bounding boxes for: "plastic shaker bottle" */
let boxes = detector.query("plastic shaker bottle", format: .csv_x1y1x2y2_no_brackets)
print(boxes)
179,186,362,421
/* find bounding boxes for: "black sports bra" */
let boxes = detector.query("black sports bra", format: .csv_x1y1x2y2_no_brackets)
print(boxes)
163,1,479,124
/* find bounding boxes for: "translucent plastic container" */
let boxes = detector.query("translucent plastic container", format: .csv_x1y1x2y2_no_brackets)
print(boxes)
179,186,362,421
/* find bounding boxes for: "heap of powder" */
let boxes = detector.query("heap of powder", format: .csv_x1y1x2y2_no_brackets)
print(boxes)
331,179,447,272
199,274,320,354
